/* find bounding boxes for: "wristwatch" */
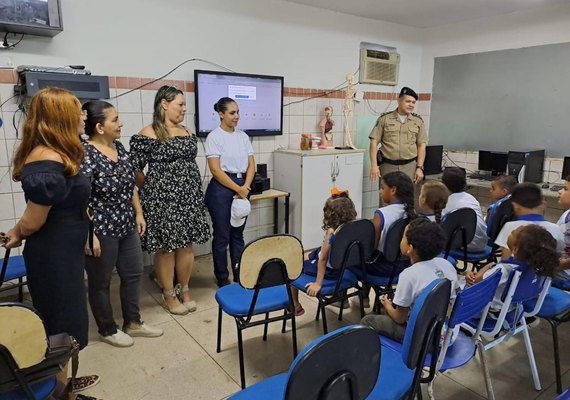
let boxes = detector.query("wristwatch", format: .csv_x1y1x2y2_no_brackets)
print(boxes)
416,165,424,171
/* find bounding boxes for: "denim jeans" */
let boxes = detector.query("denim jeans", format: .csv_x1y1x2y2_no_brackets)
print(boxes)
205,177,247,283
85,230,143,336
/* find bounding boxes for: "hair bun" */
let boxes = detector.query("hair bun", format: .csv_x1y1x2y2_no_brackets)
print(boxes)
213,103,219,112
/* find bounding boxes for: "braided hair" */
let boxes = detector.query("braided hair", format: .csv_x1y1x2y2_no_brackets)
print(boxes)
382,171,416,220
421,180,449,224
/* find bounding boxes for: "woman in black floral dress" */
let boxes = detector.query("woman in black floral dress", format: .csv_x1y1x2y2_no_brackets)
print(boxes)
81,101,163,347
129,86,210,315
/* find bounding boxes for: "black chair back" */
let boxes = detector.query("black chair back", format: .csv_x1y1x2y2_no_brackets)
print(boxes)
382,218,409,263
487,199,514,242
328,219,375,274
285,325,380,400
440,208,476,257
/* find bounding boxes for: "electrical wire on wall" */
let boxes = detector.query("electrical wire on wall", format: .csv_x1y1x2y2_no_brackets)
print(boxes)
0,32,25,49
110,59,235,100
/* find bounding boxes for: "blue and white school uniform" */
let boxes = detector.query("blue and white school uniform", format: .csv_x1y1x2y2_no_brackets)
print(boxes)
366,203,409,276
494,214,565,253
482,257,525,311
304,233,338,280
376,203,406,252
443,192,488,252
486,194,511,237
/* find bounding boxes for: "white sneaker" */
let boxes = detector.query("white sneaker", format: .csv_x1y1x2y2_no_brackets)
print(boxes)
125,322,164,338
100,329,134,347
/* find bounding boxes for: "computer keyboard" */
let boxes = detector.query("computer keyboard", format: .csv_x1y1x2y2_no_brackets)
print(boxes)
468,173,495,181
549,185,564,192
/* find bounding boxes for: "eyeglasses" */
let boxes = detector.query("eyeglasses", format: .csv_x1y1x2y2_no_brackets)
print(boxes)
80,110,87,119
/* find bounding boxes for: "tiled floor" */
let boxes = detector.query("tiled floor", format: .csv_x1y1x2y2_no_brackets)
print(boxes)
4,254,569,399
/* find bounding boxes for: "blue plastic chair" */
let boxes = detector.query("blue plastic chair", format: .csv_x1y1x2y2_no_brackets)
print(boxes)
0,249,27,303
351,218,410,312
524,287,570,394
229,324,380,400
462,262,551,392
216,234,304,389
292,219,375,334
367,278,452,400
0,302,76,400
422,269,502,400
486,198,514,247
441,208,493,272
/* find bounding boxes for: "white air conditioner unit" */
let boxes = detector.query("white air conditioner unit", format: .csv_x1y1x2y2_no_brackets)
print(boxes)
359,49,400,86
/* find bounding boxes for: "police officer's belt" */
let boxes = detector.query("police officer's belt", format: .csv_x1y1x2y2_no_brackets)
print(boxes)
382,157,417,166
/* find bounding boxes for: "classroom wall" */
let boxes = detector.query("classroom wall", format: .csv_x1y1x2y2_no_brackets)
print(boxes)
418,3,570,92
0,0,427,260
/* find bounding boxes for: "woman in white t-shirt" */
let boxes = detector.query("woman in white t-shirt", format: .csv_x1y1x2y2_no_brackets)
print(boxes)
205,97,256,287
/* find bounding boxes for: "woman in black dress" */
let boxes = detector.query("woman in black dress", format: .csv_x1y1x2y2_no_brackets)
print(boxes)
130,86,210,315
2,88,99,399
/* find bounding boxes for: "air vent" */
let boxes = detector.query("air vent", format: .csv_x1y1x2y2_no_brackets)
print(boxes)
359,49,400,86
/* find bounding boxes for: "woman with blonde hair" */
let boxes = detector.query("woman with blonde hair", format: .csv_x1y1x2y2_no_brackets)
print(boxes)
2,87,100,399
130,85,210,315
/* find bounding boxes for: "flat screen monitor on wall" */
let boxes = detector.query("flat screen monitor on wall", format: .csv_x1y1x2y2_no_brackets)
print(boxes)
194,70,283,137
0,0,63,37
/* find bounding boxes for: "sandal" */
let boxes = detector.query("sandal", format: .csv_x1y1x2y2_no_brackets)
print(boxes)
177,284,197,312
72,375,100,393
162,288,189,315
294,304,305,317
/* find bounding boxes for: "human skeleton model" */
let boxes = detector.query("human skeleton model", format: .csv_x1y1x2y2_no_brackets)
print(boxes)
342,73,357,149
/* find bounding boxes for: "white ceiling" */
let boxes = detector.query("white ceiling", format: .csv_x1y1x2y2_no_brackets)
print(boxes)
281,0,568,28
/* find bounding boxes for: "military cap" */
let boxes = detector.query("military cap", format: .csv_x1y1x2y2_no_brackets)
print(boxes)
399,87,418,101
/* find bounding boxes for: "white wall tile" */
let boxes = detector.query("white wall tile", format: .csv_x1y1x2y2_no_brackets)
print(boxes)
0,140,8,166
0,193,14,219
0,167,11,193
289,115,303,135
116,89,142,114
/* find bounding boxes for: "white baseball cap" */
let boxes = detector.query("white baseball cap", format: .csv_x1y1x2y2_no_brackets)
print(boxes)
230,198,251,227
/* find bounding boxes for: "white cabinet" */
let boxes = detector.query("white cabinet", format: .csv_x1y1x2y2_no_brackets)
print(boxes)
274,149,364,249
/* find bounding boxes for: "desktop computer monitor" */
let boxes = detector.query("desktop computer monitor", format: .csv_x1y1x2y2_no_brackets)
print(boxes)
478,150,508,176
423,145,443,175
562,156,570,180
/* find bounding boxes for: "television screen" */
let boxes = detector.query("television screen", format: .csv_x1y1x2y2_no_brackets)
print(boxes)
0,0,63,37
194,70,283,137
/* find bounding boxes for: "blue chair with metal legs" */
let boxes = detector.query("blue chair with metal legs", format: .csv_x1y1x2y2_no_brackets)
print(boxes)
292,219,375,334
351,218,410,312
216,234,304,389
367,278,452,400
422,269,503,400
461,263,551,393
441,208,494,273
229,324,381,400
0,249,27,303
524,286,570,394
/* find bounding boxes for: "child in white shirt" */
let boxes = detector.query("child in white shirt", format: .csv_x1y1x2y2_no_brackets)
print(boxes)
361,218,457,342
442,167,488,251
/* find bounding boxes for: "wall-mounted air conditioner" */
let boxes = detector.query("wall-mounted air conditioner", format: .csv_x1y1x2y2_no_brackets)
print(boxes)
359,48,400,86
